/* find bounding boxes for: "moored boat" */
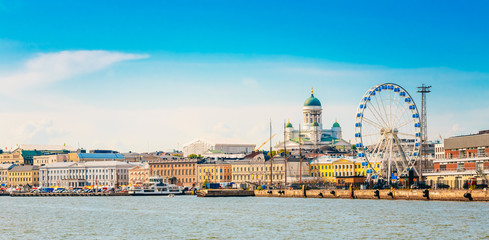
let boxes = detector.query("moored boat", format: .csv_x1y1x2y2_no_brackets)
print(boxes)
129,176,183,196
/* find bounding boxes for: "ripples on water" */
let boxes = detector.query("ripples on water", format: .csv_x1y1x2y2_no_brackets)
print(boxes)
1,196,488,239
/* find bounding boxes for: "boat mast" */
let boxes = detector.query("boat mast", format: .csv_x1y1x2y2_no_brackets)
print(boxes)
299,124,302,184
270,119,273,187
284,120,287,186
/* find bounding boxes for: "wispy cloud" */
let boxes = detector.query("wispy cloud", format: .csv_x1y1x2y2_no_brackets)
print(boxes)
0,50,148,94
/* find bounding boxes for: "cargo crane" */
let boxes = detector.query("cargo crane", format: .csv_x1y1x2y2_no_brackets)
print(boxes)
254,134,276,152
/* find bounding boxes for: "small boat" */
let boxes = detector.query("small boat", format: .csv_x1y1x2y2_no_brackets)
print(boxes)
129,176,183,196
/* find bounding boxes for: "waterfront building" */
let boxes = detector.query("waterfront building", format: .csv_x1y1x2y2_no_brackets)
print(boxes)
129,163,150,185
39,161,136,188
424,130,489,188
182,139,255,157
309,156,380,184
65,153,126,162
8,165,40,187
33,154,69,166
123,152,170,162
276,89,349,151
230,152,290,187
10,144,77,165
148,159,198,187
0,164,15,187
0,149,24,164
196,161,232,186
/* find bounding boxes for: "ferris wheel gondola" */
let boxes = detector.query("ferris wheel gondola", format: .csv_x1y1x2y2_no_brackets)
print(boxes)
355,83,421,182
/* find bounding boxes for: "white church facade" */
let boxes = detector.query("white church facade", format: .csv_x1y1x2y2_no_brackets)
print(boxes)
277,89,348,151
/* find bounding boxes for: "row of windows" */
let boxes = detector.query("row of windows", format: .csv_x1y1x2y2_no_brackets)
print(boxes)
152,169,195,176
46,169,128,174
9,177,38,182
233,166,284,172
311,164,380,170
201,175,231,181
232,174,283,181
311,171,359,177
41,174,128,181
9,172,38,176
152,163,194,168
199,168,231,173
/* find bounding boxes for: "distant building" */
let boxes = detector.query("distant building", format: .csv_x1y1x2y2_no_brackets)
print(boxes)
276,89,345,151
196,161,232,186
0,150,24,165
33,154,69,166
182,139,255,157
1,144,77,165
128,163,150,185
424,130,489,189
8,165,40,187
231,153,289,187
89,149,119,154
0,164,15,187
148,159,199,187
39,161,136,188
435,142,445,159
123,152,184,162
65,153,125,162
310,156,380,184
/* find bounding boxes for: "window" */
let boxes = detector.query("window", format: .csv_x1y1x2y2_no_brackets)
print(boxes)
479,148,485,157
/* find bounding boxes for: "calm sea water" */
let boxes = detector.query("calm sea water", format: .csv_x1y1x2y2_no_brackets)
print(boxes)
1,195,488,239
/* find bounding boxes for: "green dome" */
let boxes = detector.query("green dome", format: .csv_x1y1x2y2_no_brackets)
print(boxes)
286,122,293,128
304,94,321,107
313,121,319,127
333,122,340,128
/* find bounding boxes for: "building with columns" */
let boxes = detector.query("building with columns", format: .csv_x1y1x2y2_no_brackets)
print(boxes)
278,89,346,151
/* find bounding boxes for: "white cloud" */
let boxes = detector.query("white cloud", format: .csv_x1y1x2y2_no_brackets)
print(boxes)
0,50,148,94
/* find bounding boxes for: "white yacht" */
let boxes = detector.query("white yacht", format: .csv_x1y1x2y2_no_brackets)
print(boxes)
129,176,183,196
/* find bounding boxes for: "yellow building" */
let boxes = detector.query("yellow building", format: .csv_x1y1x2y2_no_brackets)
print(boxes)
197,163,232,185
231,160,286,185
310,156,380,183
0,164,15,187
0,150,24,165
8,165,40,187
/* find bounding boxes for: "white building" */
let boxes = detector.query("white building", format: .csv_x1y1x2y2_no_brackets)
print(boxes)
183,139,255,157
435,142,445,159
277,89,345,151
39,161,136,188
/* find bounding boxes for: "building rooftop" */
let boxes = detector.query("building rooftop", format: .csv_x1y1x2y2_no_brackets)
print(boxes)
16,144,77,152
0,164,15,170
78,153,125,160
10,165,39,172
445,131,489,149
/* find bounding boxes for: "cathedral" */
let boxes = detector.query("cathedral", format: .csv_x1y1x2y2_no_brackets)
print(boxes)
277,89,348,151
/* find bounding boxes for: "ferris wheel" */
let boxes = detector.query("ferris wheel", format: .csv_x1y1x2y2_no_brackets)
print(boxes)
355,83,421,182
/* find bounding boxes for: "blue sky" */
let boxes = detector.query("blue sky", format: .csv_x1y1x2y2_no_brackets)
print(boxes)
0,1,488,152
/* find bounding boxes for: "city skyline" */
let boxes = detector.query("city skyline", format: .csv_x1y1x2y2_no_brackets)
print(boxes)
1,1,488,152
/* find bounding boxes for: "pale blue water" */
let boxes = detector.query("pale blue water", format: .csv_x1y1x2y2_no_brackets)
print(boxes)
1,196,488,239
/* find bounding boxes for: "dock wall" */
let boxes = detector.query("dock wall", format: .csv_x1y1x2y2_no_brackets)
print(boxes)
197,189,255,197
254,189,489,201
